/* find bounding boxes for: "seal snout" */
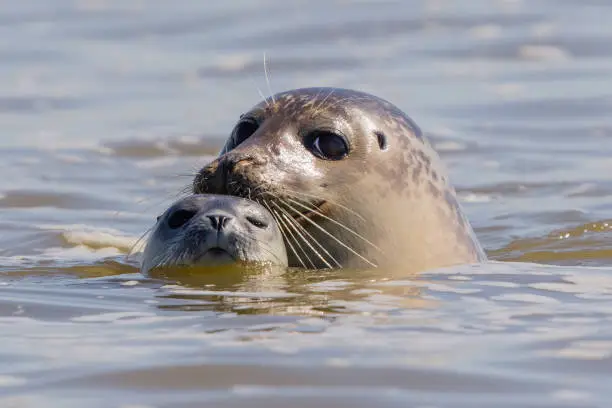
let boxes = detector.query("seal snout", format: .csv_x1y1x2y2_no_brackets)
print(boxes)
206,214,231,232
193,151,269,197
175,206,238,265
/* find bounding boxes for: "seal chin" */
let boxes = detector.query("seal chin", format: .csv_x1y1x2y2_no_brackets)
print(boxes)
195,247,235,265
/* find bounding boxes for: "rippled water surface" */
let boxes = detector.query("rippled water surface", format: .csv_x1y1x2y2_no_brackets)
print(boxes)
1,1,612,407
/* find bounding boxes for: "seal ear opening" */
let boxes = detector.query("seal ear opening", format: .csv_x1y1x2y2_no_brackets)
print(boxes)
374,131,388,151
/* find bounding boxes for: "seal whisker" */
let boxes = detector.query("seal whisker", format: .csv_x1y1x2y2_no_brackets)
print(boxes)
134,186,190,216
320,95,368,114
271,205,316,269
232,230,286,264
260,199,307,269
246,239,287,264
172,163,205,180
314,96,353,113
127,225,155,262
263,52,275,104
273,209,310,269
279,200,378,268
249,75,270,108
272,202,335,269
274,201,343,269
277,204,342,269
153,239,177,268
309,88,325,114
285,198,384,254
179,184,194,196
159,239,190,269
312,89,335,118
156,173,199,179
284,212,343,268
280,188,366,221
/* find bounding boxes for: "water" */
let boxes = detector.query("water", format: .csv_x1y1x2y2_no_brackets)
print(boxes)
1,0,612,406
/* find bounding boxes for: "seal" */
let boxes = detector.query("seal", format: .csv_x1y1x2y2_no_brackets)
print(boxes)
192,87,486,273
141,194,288,274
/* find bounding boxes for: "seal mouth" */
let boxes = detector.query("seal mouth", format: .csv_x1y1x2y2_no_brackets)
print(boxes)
205,247,230,256
194,247,235,264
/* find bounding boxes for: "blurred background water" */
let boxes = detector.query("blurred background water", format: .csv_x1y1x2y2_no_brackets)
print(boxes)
1,0,612,407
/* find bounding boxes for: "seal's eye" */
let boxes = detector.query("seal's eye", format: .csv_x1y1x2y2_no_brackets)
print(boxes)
246,216,267,229
167,209,197,229
307,130,349,160
233,117,259,147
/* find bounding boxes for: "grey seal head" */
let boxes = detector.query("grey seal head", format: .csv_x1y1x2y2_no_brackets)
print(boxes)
141,194,288,274
192,87,486,273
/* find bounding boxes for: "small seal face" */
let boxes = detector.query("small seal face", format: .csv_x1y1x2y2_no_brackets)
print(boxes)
141,194,288,274
193,87,486,273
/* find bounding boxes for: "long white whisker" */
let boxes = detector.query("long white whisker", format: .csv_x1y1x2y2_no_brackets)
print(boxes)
280,201,378,268
272,206,316,269
132,186,190,219
126,225,155,262
263,52,275,104
281,188,366,221
273,202,334,269
320,95,366,114
276,200,342,268
251,76,270,108
239,233,286,264
260,199,306,268
285,198,383,253
312,89,335,118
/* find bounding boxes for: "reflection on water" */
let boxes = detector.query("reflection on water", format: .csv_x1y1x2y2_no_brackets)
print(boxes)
3,262,612,407
0,0,612,406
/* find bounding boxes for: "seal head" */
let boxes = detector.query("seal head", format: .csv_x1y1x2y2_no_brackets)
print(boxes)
193,87,486,273
141,194,288,274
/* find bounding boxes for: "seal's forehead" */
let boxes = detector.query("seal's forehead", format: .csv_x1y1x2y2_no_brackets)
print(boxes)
250,87,423,140
250,87,378,115
277,87,384,110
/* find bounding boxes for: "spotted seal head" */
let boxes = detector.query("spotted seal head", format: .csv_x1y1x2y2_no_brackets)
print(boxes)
192,87,486,273
141,194,288,274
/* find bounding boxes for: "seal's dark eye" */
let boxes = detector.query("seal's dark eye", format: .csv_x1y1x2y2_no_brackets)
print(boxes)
167,209,197,229
233,117,259,147
246,216,267,229
307,130,349,160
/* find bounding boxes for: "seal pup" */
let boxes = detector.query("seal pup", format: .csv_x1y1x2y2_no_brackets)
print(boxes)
192,87,486,273
141,194,288,274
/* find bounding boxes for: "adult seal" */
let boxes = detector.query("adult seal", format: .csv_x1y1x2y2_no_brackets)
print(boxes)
141,194,288,274
192,87,486,273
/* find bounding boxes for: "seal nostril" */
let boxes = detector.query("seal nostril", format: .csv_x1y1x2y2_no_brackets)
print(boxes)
246,216,268,229
207,215,231,231
167,209,197,229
